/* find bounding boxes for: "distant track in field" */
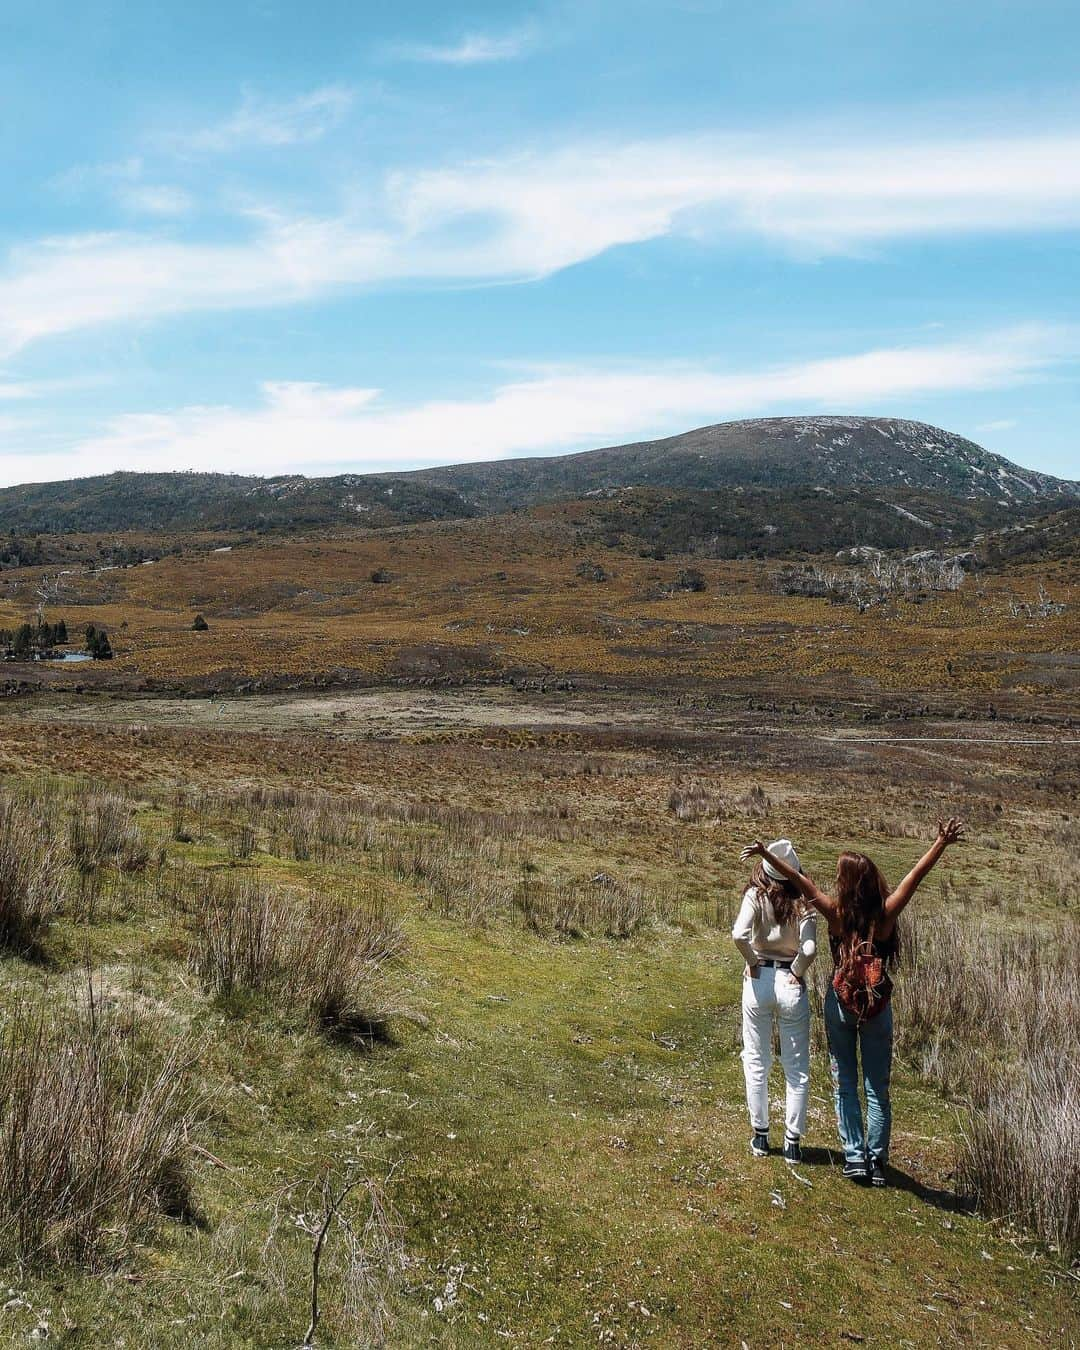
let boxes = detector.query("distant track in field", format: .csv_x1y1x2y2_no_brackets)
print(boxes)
818,735,1077,746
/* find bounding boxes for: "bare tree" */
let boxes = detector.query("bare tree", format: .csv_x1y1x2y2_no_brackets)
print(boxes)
296,1157,402,1347
33,572,65,626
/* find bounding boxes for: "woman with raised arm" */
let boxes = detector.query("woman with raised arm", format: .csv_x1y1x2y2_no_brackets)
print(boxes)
731,839,817,1166
740,819,964,1187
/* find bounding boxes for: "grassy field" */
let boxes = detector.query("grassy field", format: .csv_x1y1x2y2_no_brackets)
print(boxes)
0,686,1075,1347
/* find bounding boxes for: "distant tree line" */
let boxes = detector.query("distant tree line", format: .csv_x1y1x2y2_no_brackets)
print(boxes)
1,619,114,660
0,619,69,658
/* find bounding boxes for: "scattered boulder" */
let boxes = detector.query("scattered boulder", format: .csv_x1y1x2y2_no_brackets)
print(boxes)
575,561,609,583
902,549,977,570
835,545,883,564
191,614,209,631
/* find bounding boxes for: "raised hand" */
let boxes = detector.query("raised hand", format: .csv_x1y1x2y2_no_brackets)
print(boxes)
936,817,965,846
739,841,767,864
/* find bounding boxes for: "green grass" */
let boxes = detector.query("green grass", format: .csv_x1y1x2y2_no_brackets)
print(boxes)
2,883,1073,1348
0,745,1074,1348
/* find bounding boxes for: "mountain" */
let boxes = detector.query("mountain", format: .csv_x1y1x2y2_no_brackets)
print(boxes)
406,416,1076,509
2,417,1074,538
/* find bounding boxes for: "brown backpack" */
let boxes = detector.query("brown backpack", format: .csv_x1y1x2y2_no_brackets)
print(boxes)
832,923,893,1022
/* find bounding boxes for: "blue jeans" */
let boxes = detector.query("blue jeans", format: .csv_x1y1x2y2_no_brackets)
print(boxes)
823,986,893,1164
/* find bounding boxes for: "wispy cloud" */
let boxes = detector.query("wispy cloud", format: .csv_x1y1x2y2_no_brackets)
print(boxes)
6,125,1080,353
976,417,1019,433
0,374,101,402
12,325,1069,484
176,85,354,152
388,28,533,65
115,184,193,216
52,157,191,216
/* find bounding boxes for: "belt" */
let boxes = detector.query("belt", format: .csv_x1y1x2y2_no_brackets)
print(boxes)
756,958,793,969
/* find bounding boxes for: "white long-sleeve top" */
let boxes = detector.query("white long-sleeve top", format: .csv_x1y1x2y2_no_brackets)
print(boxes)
731,886,817,977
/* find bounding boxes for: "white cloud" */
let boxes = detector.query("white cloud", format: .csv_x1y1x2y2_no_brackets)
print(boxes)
975,418,1019,433
5,325,1069,485
5,125,1080,354
0,382,43,402
394,131,1080,268
177,85,354,152
0,374,102,402
388,29,532,64
0,222,392,353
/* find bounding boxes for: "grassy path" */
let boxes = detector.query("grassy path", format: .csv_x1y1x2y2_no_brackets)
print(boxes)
2,860,1075,1346
367,921,1074,1347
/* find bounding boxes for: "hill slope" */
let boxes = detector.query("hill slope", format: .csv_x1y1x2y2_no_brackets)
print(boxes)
0,470,475,534
4,417,1075,535
409,416,1076,509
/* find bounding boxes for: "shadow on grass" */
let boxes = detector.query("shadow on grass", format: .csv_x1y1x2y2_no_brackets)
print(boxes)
883,1165,976,1216
797,1146,976,1215
319,1011,398,1051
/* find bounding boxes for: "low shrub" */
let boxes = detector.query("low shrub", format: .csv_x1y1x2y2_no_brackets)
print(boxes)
672,567,707,592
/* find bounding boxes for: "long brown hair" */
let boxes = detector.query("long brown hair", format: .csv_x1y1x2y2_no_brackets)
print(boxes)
834,851,900,965
750,859,803,927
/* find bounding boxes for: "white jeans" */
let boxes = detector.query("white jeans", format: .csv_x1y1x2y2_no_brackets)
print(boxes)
740,965,811,1138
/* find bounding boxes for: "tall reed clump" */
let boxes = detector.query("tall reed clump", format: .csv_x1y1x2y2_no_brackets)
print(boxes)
667,780,725,822
68,791,150,874
514,869,679,939
838,908,1080,1261
957,1051,1079,1262
0,794,66,955
295,895,406,1042
187,875,404,1042
0,996,199,1266
187,874,294,997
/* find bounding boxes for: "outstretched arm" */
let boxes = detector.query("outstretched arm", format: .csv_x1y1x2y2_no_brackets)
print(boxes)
739,841,837,919
884,817,965,917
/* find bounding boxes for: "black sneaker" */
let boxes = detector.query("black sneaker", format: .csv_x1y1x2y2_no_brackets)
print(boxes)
869,1158,887,1187
750,1131,770,1157
783,1135,802,1166
842,1159,868,1183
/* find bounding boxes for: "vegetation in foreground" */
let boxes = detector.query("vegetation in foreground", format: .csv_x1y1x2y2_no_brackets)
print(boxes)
0,697,1073,1346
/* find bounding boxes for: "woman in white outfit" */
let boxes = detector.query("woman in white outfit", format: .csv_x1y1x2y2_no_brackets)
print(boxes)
731,838,817,1164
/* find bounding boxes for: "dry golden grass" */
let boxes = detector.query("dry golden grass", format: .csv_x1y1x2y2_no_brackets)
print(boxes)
1,512,1074,697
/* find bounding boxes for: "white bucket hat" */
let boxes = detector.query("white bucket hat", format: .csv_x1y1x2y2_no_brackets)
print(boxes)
762,838,801,881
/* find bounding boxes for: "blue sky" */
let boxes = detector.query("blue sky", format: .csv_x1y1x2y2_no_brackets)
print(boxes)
1,0,1078,487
